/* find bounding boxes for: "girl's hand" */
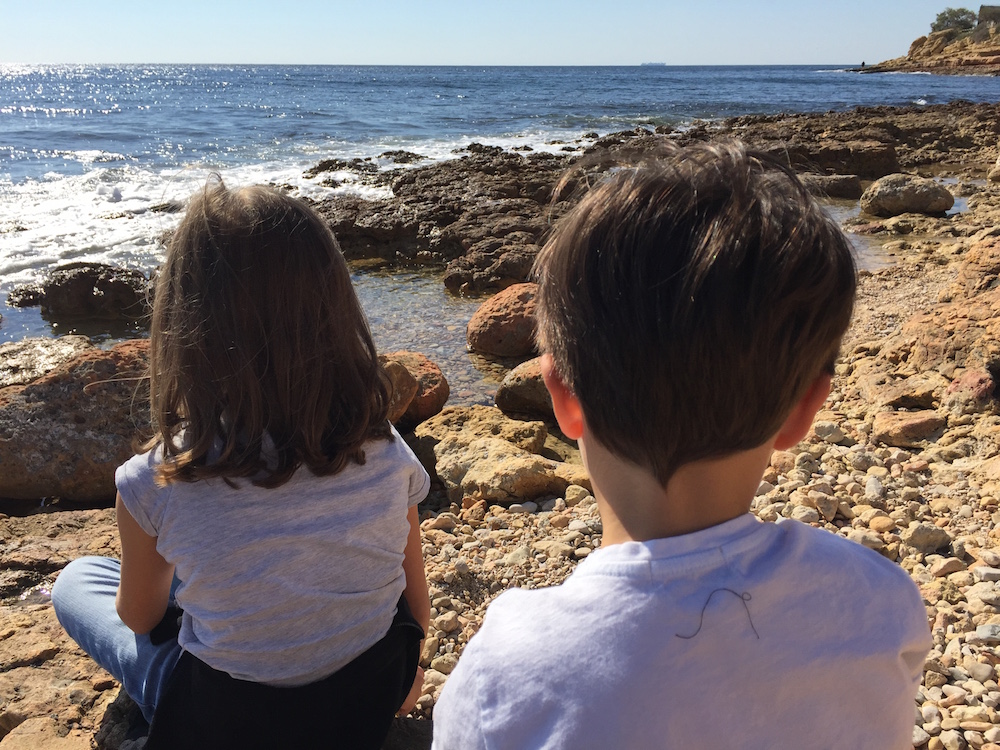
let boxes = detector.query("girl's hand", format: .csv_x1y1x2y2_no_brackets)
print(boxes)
397,665,424,716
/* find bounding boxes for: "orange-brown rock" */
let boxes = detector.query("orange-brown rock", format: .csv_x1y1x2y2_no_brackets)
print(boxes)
466,282,537,358
0,340,150,503
382,350,450,428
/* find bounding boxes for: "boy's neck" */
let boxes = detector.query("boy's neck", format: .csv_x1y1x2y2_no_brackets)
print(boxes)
581,435,773,545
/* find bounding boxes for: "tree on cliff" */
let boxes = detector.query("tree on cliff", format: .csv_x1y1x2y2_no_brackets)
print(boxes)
931,7,978,32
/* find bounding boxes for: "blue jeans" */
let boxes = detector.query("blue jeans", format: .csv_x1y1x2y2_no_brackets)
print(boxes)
51,556,183,723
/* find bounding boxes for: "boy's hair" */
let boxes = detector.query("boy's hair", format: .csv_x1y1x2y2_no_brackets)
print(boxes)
534,141,856,485
146,177,391,488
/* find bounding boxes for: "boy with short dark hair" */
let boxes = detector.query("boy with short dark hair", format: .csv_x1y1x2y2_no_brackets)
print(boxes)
431,142,930,749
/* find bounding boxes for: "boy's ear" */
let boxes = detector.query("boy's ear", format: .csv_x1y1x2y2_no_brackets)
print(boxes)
773,372,832,451
539,354,585,441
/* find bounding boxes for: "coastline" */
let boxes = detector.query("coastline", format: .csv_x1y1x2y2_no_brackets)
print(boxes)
5,100,1000,748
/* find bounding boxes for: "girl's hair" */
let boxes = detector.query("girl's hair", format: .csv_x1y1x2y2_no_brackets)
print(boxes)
145,177,391,488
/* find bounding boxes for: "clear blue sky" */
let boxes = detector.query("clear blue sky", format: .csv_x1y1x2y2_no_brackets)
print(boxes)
0,0,968,65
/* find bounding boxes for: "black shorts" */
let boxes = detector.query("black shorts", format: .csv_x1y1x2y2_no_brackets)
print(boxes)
145,597,424,750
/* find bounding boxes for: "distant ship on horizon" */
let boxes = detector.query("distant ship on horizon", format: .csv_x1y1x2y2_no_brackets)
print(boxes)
640,62,667,66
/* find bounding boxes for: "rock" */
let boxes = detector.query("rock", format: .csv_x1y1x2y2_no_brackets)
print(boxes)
466,283,537,358
976,624,1000,644
872,372,950,410
860,174,954,217
0,717,93,749
0,340,150,502
901,522,952,553
8,262,150,320
411,405,548,473
495,357,552,418
847,529,885,551
382,351,449,428
812,421,846,444
930,557,966,576
871,410,946,448
800,173,863,199
434,436,588,504
944,368,996,415
564,485,591,506
0,336,95,389
379,357,418,425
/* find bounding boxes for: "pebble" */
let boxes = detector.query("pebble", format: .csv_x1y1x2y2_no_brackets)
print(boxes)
973,566,1000,582
564,485,591,506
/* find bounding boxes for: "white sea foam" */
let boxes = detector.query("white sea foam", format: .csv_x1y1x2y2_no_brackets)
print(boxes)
0,129,597,289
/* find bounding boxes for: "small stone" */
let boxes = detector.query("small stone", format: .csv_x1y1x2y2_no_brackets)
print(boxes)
791,505,820,524
865,476,885,499
870,515,898,533
975,624,1000,644
420,636,440,667
430,653,460,675
434,611,460,633
549,513,571,529
939,728,964,750
974,567,1000,582
564,485,591,506
454,559,470,575
902,522,953,554
423,669,448,688
847,529,885,550
814,420,846,443
931,557,967,577
532,540,574,559
914,725,932,747
979,550,1000,567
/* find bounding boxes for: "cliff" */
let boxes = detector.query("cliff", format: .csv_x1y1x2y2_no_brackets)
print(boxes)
862,23,1000,75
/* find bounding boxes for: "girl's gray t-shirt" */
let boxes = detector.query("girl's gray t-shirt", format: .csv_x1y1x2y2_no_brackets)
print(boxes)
115,426,429,685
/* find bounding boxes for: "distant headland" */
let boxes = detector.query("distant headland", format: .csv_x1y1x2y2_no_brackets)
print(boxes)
857,4,1000,75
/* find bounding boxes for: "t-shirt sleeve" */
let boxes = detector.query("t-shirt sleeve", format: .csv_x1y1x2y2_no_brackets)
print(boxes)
392,427,430,507
114,449,166,537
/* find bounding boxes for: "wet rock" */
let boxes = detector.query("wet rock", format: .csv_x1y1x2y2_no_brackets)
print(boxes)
466,283,537,358
0,337,95,389
8,263,150,321
0,340,150,503
495,357,552,419
860,174,955,217
382,351,450,429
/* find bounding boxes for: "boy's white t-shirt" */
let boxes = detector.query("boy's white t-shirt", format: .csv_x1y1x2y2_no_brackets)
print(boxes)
432,513,930,750
115,426,430,685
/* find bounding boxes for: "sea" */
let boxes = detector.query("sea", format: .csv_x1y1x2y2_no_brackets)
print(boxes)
4,64,1000,401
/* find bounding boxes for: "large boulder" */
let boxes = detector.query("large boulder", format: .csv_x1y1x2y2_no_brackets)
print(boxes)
8,263,150,321
0,336,95,388
411,404,547,471
0,340,150,502
382,351,449,428
434,436,588,504
860,174,954,217
466,283,538,358
495,357,553,419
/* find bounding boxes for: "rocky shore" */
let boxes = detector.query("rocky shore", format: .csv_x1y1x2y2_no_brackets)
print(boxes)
5,100,1000,748
861,24,1000,76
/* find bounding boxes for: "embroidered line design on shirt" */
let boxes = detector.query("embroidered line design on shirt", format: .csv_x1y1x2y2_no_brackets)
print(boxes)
675,588,760,640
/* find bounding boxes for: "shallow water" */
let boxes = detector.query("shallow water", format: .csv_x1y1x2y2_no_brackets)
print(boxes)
0,266,507,407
